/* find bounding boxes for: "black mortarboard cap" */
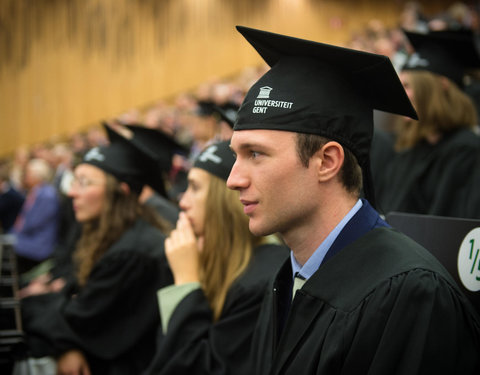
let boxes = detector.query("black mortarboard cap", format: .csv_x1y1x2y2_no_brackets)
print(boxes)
403,29,480,88
212,104,239,128
234,26,417,207
125,124,187,197
125,124,186,172
82,124,158,195
196,100,216,117
193,140,236,181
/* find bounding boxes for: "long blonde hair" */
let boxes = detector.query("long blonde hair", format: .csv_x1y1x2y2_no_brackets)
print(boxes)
198,174,265,321
74,173,170,286
395,70,477,151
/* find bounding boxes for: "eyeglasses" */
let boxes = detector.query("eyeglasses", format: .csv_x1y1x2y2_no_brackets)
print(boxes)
70,176,104,190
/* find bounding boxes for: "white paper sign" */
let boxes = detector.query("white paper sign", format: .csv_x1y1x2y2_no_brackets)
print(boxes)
458,227,480,292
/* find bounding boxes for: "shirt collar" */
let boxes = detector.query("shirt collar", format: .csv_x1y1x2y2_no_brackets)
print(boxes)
290,199,363,281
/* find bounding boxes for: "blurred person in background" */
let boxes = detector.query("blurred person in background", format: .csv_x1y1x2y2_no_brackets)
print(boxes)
86,125,108,150
9,146,30,192
0,159,25,233
51,143,75,195
188,99,222,161
212,103,238,141
17,142,79,297
11,157,60,275
69,132,90,165
143,103,178,137
399,1,429,32
18,124,175,375
17,122,184,301
428,1,477,31
376,30,480,218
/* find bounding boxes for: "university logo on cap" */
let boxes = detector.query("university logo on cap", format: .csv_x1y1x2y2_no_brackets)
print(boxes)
198,145,222,164
84,147,105,162
193,141,236,181
405,53,430,69
257,86,273,99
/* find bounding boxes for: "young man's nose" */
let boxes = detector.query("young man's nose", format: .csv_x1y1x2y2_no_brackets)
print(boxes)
227,161,248,190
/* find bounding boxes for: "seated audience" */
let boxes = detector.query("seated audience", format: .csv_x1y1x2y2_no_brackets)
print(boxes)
11,158,60,274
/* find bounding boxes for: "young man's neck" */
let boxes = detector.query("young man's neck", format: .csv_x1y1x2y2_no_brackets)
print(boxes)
284,194,358,266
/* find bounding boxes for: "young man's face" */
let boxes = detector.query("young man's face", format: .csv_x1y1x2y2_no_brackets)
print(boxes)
227,129,320,238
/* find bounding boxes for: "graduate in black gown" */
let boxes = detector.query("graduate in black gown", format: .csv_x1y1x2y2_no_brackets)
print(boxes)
376,29,480,218
226,26,480,375
144,140,288,375
20,124,175,375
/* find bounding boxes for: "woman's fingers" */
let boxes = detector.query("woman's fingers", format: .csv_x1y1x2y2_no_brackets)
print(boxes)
164,212,200,284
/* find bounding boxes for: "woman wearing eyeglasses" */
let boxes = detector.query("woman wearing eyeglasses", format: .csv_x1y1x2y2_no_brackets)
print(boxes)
143,140,288,375
20,125,177,375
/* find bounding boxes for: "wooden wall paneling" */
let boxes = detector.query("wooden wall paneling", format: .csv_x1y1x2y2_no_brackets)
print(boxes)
0,0,462,158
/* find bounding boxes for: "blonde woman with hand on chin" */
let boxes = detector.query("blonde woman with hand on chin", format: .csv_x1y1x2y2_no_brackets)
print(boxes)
144,140,288,375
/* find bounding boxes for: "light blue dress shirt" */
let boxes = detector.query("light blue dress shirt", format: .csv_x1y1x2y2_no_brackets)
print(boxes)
290,199,363,281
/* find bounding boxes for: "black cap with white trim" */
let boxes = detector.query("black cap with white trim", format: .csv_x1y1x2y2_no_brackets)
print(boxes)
403,29,480,88
193,141,235,181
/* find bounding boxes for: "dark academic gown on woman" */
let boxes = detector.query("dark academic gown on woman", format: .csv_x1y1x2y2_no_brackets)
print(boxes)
459,142,480,219
376,128,480,218
21,219,173,375
249,201,480,375
143,243,289,375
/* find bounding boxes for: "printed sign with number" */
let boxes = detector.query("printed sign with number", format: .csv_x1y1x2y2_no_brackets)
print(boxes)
458,227,480,292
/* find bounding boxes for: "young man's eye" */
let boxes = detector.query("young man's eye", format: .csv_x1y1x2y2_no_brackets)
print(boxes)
250,151,260,159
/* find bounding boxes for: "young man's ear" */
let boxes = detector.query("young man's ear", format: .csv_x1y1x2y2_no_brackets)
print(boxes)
119,182,131,195
314,141,344,182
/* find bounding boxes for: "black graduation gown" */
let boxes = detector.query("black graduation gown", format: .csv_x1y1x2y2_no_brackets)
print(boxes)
0,184,25,232
48,220,82,283
460,148,480,218
144,243,289,375
376,128,480,218
250,204,480,375
21,219,173,375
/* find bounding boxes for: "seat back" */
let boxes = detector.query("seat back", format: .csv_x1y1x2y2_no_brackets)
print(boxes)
0,235,25,372
386,212,480,315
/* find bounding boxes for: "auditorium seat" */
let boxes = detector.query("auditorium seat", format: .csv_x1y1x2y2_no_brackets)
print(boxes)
386,212,480,316
0,235,26,374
